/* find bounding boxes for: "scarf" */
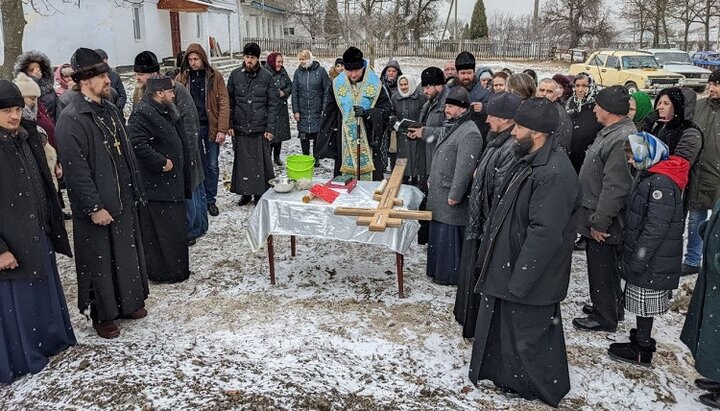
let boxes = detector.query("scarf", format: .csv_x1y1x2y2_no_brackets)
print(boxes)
565,72,598,113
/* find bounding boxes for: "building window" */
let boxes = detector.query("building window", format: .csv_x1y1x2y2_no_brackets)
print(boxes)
132,4,144,41
283,27,295,36
255,16,260,37
196,14,202,38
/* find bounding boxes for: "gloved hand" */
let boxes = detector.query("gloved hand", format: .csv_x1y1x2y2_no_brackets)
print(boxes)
353,106,367,118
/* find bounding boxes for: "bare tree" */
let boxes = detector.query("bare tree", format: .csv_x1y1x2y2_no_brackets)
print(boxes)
622,0,651,47
669,0,703,50
288,0,327,39
541,0,615,48
693,0,720,50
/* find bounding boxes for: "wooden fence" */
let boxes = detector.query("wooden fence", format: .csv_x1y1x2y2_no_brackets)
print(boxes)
241,38,557,61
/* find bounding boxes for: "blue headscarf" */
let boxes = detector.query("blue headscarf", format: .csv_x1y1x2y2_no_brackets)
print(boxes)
627,131,669,170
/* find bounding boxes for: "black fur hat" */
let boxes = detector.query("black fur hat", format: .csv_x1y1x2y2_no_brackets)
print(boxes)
70,48,110,82
343,47,364,70
134,51,160,74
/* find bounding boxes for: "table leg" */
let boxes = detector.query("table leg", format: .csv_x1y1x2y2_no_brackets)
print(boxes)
396,253,405,298
291,235,296,257
267,235,276,285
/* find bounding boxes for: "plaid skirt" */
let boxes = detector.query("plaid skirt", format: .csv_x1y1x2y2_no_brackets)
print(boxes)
624,283,671,317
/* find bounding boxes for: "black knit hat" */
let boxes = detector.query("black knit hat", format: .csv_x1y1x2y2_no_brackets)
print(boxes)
514,97,559,133
343,47,364,70
334,58,344,66
709,69,720,84
421,67,445,87
455,51,476,71
71,48,110,82
595,85,630,116
487,92,522,120
0,80,25,109
94,48,108,60
134,51,160,74
146,75,174,93
243,42,261,58
445,86,470,109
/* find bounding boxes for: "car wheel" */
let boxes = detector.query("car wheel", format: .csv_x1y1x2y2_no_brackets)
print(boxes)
625,82,639,94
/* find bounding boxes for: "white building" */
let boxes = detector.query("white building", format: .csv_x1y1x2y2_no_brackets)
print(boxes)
2,0,296,68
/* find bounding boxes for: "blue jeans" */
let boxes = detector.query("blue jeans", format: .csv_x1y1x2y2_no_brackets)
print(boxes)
186,184,208,240
685,209,709,267
198,125,220,205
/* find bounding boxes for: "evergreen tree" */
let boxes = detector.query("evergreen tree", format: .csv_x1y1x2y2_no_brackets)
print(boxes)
468,0,489,39
324,0,342,38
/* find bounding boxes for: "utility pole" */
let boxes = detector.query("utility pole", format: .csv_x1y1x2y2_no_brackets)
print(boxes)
454,0,458,41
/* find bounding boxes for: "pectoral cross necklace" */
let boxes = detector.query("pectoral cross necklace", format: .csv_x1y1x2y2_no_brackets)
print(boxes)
96,112,122,156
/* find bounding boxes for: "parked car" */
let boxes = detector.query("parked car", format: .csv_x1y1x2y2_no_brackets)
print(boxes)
643,49,711,92
570,50,684,95
691,51,720,71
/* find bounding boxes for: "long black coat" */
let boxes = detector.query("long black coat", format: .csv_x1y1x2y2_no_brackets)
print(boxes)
567,101,603,174
127,96,191,202
0,121,71,280
265,64,292,143
391,88,426,176
475,138,580,305
227,64,279,135
621,168,685,290
291,61,329,134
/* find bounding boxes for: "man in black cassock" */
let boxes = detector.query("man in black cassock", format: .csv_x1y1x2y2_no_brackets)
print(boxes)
469,98,579,408
56,48,149,339
127,75,191,283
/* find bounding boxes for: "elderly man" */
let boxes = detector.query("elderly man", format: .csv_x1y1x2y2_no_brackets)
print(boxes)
444,60,457,84
56,48,149,339
469,97,579,408
536,77,572,151
426,86,483,286
573,86,636,332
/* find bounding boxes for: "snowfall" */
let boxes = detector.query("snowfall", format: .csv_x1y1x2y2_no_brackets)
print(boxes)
0,57,712,410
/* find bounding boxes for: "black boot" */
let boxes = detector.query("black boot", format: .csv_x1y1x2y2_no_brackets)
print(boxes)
696,378,720,393
238,195,252,206
574,237,587,251
700,393,720,409
608,336,655,367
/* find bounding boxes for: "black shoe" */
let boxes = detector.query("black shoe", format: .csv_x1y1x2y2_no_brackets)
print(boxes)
208,204,219,216
700,393,720,409
273,157,283,166
252,195,261,204
572,316,617,332
238,195,252,206
188,238,197,246
574,237,587,251
608,338,655,367
582,303,594,315
682,263,700,276
697,378,720,393
63,211,72,220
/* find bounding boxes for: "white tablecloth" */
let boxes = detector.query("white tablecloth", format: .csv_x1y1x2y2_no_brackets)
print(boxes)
245,181,425,254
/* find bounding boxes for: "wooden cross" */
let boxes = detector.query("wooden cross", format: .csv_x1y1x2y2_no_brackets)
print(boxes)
334,158,432,232
113,139,122,155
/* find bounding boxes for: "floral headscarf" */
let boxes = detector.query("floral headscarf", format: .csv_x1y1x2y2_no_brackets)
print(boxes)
566,72,598,113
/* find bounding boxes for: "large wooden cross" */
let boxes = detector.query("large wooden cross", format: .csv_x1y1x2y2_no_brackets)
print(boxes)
334,159,432,232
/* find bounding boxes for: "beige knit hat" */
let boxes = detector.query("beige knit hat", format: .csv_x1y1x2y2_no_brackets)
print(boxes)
13,72,41,97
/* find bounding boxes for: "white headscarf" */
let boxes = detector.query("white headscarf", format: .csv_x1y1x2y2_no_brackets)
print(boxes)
397,74,417,98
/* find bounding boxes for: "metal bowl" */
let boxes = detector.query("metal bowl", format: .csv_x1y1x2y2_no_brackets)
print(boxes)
268,177,296,193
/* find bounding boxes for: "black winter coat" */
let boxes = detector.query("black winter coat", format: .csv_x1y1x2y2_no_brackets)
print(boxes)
567,101,603,174
475,138,580,305
265,64,292,143
227,64,279,135
0,121,72,280
292,61,329,134
621,170,685,290
109,69,127,111
392,88,426,176
56,95,144,218
127,96,191,202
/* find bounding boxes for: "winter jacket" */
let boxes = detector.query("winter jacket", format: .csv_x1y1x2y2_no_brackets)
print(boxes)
567,101,603,174
466,125,517,240
55,94,144,219
127,96,191,202
420,86,449,172
176,43,231,140
621,156,688,290
463,78,491,136
426,113,484,226
58,88,118,117
687,97,720,210
14,51,58,122
682,197,720,382
227,63,279,135
265,64,292,143
640,87,702,165
37,102,56,148
292,60,330,134
553,102,572,152
0,121,72,280
109,69,127,111
577,117,636,245
392,87,426,176
475,137,580,305
380,60,402,96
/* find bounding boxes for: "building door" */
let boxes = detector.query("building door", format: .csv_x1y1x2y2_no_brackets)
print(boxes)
170,11,181,57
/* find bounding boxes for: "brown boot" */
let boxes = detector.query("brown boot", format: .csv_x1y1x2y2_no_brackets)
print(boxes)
93,320,120,339
120,307,148,320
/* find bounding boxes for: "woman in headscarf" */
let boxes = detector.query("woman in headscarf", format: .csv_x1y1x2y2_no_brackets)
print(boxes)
391,74,426,185
53,63,74,97
566,72,603,174
629,91,653,127
263,52,292,166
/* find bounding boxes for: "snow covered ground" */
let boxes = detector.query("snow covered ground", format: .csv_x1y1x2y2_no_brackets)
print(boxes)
0,57,712,410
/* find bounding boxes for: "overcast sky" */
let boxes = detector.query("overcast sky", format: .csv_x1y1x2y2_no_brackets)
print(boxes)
440,0,537,22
